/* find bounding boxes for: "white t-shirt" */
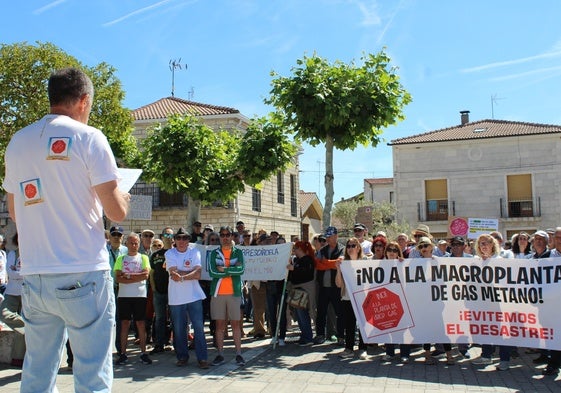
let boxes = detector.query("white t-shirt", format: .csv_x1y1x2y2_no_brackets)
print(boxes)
360,239,373,256
5,249,23,296
0,250,6,285
114,254,149,298
2,115,120,275
165,246,206,306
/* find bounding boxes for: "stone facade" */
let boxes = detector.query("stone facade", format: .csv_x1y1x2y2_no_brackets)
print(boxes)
391,132,561,239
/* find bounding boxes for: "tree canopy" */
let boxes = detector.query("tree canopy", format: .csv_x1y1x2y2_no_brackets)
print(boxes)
266,50,411,228
0,41,138,182
140,113,297,224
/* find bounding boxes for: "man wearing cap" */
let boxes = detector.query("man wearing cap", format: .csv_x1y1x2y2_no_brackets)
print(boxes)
209,226,246,366
191,221,204,244
139,229,155,256
531,230,551,259
353,223,372,258
149,227,174,354
409,224,434,258
446,236,472,258
235,221,246,244
314,226,345,345
108,225,128,354
199,224,214,244
165,227,208,369
434,239,449,257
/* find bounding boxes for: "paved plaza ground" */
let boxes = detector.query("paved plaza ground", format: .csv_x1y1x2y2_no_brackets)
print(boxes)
1,324,560,393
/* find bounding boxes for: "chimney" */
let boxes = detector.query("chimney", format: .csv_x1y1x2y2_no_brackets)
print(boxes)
460,110,470,125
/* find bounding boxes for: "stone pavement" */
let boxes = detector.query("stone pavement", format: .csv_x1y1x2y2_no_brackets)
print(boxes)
1,327,561,392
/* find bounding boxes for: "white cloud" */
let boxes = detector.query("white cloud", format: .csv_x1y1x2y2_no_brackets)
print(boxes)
33,0,67,15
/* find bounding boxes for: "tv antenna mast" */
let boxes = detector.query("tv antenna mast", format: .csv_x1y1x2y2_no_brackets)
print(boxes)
169,58,187,97
491,94,505,119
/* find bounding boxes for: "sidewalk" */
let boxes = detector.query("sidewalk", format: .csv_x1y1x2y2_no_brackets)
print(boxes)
1,327,560,392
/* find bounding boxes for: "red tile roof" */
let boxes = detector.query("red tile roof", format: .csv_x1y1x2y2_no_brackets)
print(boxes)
389,119,561,145
299,191,322,211
132,97,240,121
365,178,393,185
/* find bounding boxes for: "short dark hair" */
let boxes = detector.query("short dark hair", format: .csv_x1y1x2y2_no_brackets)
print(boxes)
219,225,233,235
48,67,93,106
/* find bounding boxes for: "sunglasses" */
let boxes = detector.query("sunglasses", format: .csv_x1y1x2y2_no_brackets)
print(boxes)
209,237,220,242
374,243,384,248
346,244,357,249
451,243,463,247
110,232,122,237
219,233,231,238
319,239,326,243
353,228,363,232
162,233,174,239
143,233,154,238
174,235,190,241
386,248,399,253
418,244,431,249
243,235,251,238
413,234,423,238
152,243,163,248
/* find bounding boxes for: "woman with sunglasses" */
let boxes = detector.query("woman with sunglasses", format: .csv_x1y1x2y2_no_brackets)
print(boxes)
335,237,368,359
416,237,456,366
511,232,532,259
371,235,387,260
382,242,412,363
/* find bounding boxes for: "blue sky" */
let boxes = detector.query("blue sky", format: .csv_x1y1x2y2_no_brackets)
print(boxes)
3,1,561,205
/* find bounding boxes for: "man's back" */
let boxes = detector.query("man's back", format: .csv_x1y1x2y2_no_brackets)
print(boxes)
3,114,119,274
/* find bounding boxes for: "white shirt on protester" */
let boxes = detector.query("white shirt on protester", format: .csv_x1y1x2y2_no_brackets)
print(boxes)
114,253,150,298
2,115,120,275
360,239,373,256
165,246,206,306
5,250,23,296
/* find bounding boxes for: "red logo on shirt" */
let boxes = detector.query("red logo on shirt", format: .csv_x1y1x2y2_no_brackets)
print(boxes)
51,139,67,154
24,183,37,199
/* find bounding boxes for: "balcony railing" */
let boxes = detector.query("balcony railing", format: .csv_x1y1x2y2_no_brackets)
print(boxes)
418,200,455,221
500,197,540,218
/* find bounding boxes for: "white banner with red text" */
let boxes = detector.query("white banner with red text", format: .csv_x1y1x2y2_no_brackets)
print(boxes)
197,243,292,281
339,257,561,350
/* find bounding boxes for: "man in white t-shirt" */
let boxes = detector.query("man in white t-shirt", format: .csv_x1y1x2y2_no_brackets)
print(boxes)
352,223,372,258
114,233,151,366
165,227,208,368
3,68,130,392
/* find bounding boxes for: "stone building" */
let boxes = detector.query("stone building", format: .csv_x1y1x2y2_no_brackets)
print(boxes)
366,111,561,240
121,96,302,238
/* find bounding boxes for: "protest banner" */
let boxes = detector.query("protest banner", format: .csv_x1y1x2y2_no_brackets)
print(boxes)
198,242,292,281
339,257,561,350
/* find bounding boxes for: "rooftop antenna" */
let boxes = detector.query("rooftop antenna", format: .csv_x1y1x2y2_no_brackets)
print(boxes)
491,94,505,119
188,86,195,100
169,58,187,97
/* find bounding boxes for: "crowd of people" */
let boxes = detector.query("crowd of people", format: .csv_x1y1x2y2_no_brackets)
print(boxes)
2,213,561,378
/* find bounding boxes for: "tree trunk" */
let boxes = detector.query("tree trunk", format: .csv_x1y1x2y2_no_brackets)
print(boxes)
187,196,201,228
322,135,334,229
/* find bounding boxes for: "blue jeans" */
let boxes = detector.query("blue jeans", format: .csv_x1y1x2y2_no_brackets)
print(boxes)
169,300,207,361
153,290,169,347
294,306,313,342
21,270,115,393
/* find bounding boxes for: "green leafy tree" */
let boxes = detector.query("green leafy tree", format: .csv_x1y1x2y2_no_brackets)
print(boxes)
141,114,296,224
0,41,137,182
266,50,411,228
